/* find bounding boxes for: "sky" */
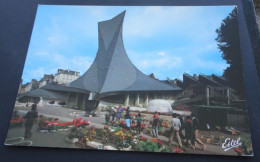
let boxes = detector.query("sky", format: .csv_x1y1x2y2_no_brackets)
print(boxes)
22,5,236,84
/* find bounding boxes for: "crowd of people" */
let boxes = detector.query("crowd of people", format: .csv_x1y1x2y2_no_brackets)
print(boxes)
22,103,206,151
106,106,143,133
152,111,206,151
107,106,206,151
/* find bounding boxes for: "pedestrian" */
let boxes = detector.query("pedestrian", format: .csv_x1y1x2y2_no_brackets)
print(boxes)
105,113,110,124
152,111,159,138
191,113,206,151
124,107,131,131
169,113,182,147
116,105,124,121
24,103,38,139
111,107,116,121
184,116,194,149
177,114,185,139
136,113,142,134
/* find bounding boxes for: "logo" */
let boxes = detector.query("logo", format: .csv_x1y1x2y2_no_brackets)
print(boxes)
222,137,242,151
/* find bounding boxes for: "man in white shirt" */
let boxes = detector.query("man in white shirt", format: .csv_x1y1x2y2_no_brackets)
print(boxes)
169,113,182,147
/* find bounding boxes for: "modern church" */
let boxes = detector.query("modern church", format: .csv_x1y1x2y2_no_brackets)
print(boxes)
19,11,238,113
19,11,182,111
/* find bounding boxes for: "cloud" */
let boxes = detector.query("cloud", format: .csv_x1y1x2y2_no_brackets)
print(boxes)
47,33,67,45
158,52,165,56
25,51,93,82
129,50,183,72
124,6,195,38
193,58,228,72
35,51,50,57
31,67,45,78
46,53,93,75
22,6,234,83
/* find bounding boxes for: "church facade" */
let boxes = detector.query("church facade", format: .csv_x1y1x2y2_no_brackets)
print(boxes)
19,11,182,111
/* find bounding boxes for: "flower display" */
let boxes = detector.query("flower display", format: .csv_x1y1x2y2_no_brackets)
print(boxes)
141,123,146,129
10,117,25,128
39,117,89,131
83,126,97,143
161,120,169,128
139,136,147,141
172,146,183,153
138,138,171,153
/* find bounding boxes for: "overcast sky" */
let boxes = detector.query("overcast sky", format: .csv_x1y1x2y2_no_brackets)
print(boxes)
22,5,236,83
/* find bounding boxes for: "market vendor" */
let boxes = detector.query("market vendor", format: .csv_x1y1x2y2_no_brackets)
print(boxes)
124,107,131,131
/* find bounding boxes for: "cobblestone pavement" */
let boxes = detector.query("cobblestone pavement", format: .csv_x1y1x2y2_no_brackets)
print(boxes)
6,126,79,149
15,105,106,126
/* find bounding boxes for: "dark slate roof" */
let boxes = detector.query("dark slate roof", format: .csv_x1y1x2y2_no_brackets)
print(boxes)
160,78,181,88
212,74,229,86
199,74,222,87
69,11,181,94
183,73,199,87
18,88,67,100
183,73,198,82
42,82,89,94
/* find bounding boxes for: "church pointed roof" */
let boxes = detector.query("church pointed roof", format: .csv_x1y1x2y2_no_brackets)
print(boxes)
69,11,181,94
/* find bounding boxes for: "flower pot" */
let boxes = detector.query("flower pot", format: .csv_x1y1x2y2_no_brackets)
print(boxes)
104,145,118,150
119,145,132,151
87,141,104,149
39,130,49,133
65,138,79,144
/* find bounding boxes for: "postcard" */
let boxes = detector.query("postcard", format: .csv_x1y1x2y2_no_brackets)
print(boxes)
5,5,253,156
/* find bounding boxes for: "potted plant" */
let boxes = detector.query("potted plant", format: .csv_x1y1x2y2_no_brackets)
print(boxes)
65,127,79,144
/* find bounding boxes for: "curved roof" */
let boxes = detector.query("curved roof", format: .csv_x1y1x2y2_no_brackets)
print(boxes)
18,88,67,100
69,11,181,94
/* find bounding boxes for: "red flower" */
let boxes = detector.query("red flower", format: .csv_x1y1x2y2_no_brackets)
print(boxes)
172,146,183,153
158,140,163,145
45,120,51,124
139,136,147,141
16,117,24,123
130,113,137,116
234,148,242,155
151,138,158,143
10,119,16,123
82,120,89,125
73,118,83,126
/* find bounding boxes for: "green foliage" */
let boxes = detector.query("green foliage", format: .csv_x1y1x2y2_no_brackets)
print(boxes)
138,140,170,152
215,7,245,97
67,126,78,139
240,137,253,155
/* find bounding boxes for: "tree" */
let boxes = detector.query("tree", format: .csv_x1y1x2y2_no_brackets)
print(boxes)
216,8,245,97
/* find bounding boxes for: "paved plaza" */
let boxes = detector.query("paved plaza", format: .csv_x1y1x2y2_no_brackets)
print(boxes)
5,105,248,156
